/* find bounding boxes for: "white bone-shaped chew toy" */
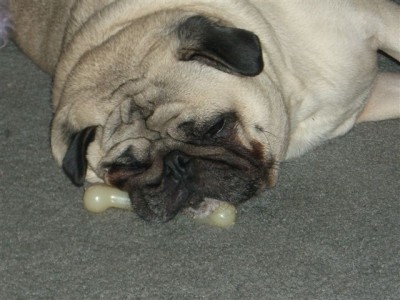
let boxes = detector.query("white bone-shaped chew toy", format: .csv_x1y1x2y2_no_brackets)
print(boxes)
83,184,132,213
193,201,237,228
83,184,236,227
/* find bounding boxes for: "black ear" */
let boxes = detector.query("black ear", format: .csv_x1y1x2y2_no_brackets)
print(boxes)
62,126,97,186
177,16,264,76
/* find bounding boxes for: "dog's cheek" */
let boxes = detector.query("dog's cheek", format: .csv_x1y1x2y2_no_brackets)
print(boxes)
265,166,279,188
85,140,106,183
191,160,259,204
249,140,279,188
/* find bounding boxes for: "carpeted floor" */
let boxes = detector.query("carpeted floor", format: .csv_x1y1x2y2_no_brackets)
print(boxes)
1,19,399,300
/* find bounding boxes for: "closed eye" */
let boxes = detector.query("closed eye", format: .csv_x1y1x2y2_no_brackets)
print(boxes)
177,112,237,144
204,117,225,139
103,146,150,174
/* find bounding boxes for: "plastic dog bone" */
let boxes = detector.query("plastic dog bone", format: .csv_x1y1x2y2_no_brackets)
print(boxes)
83,184,132,213
83,184,236,227
186,197,237,228
195,202,237,228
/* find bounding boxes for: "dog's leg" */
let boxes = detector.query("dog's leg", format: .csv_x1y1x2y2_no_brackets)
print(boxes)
357,72,400,123
374,0,400,61
357,1,400,123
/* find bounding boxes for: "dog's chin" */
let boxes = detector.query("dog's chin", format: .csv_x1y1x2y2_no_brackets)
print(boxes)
129,187,230,223
127,166,265,222
129,190,199,223
128,178,198,223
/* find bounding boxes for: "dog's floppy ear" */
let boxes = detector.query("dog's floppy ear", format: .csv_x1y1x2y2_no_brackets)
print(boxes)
62,126,97,186
177,16,264,76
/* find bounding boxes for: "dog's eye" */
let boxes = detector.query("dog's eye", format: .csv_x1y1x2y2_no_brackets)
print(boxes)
204,117,225,139
178,113,236,144
104,157,150,189
103,147,150,174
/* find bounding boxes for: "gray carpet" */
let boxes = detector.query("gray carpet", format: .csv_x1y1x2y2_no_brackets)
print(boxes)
1,30,400,300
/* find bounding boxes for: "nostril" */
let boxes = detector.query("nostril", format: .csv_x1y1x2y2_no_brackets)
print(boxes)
164,151,192,179
176,154,191,168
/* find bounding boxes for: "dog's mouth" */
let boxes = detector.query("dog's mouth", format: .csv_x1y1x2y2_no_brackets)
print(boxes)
105,150,273,222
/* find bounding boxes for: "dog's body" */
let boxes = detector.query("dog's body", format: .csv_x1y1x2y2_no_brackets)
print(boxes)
6,0,400,221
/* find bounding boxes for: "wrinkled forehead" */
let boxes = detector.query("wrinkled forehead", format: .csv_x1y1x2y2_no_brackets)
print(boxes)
95,100,231,169
99,92,231,149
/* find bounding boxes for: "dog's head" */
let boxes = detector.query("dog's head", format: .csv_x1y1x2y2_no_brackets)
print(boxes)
51,13,289,222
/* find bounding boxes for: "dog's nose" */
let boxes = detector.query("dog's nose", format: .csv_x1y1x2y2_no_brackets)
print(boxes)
164,151,192,180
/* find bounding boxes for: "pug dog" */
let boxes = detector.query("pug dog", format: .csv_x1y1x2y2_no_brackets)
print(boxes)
6,0,400,222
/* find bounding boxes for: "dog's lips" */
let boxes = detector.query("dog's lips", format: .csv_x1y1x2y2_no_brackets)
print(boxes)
105,144,273,222
127,186,223,221
127,176,197,222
